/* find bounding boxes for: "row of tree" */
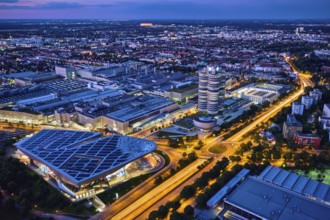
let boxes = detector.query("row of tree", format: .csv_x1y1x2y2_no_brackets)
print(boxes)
195,163,268,207
0,157,73,216
148,201,194,220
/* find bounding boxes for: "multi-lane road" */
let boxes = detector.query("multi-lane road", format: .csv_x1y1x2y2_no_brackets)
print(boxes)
111,159,206,220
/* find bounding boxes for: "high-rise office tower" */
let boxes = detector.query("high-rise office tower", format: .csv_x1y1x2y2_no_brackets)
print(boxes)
218,68,226,112
198,69,208,112
198,66,225,115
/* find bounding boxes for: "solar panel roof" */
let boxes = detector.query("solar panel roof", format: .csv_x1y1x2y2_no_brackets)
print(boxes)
15,129,157,186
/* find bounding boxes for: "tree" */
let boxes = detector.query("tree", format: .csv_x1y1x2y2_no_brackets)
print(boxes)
272,151,281,160
170,211,183,220
196,194,208,207
184,205,194,218
20,198,31,216
167,200,181,211
4,197,16,211
180,185,196,199
7,181,17,193
154,176,163,185
148,210,159,220
194,173,209,189
283,152,293,161
187,152,197,162
158,205,169,219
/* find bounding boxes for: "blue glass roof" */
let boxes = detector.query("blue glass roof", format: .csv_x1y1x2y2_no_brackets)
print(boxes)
16,129,157,185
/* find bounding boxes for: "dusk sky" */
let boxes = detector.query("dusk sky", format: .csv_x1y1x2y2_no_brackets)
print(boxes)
0,0,329,19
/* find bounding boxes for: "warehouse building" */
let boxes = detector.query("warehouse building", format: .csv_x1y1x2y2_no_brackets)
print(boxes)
218,166,330,220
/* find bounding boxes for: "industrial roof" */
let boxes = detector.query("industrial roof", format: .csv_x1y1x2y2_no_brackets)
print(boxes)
258,166,330,204
225,176,330,220
207,169,250,208
106,96,176,122
15,129,157,186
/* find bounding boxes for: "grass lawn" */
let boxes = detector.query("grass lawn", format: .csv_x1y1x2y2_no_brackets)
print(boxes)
294,169,330,185
209,145,227,154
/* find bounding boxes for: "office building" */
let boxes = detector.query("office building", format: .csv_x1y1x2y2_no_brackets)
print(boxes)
241,89,279,104
55,66,78,79
198,66,225,115
198,68,208,112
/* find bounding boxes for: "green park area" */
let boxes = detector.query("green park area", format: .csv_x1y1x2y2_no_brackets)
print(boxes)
294,169,330,185
209,145,227,154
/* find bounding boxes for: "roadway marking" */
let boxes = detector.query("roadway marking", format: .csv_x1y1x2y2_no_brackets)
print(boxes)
111,159,206,220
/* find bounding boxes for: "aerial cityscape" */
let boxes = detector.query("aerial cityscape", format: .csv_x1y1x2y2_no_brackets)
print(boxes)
0,1,330,220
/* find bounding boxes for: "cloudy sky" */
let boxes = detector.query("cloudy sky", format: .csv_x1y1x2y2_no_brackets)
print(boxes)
0,0,329,19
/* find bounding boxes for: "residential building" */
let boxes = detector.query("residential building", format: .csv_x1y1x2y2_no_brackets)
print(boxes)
294,131,321,148
309,89,322,104
282,114,303,139
301,96,313,109
292,102,304,115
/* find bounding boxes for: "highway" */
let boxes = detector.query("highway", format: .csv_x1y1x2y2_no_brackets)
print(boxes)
91,145,179,220
225,56,312,143
227,83,305,142
111,159,206,220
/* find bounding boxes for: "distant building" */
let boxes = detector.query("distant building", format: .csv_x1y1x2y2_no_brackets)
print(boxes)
241,89,279,104
164,84,198,102
294,131,321,148
322,104,330,117
319,104,330,125
301,96,313,109
198,66,225,115
291,102,304,115
193,116,217,132
100,95,178,134
0,106,47,125
309,89,322,104
232,83,290,104
55,66,77,79
319,104,330,140
283,114,303,139
140,23,153,27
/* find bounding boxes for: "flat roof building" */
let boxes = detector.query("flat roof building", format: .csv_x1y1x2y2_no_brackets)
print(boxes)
103,95,178,134
15,129,157,188
220,166,330,220
223,176,330,220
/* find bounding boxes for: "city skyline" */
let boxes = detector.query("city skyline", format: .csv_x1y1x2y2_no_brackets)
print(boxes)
0,1,329,218
0,0,329,19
